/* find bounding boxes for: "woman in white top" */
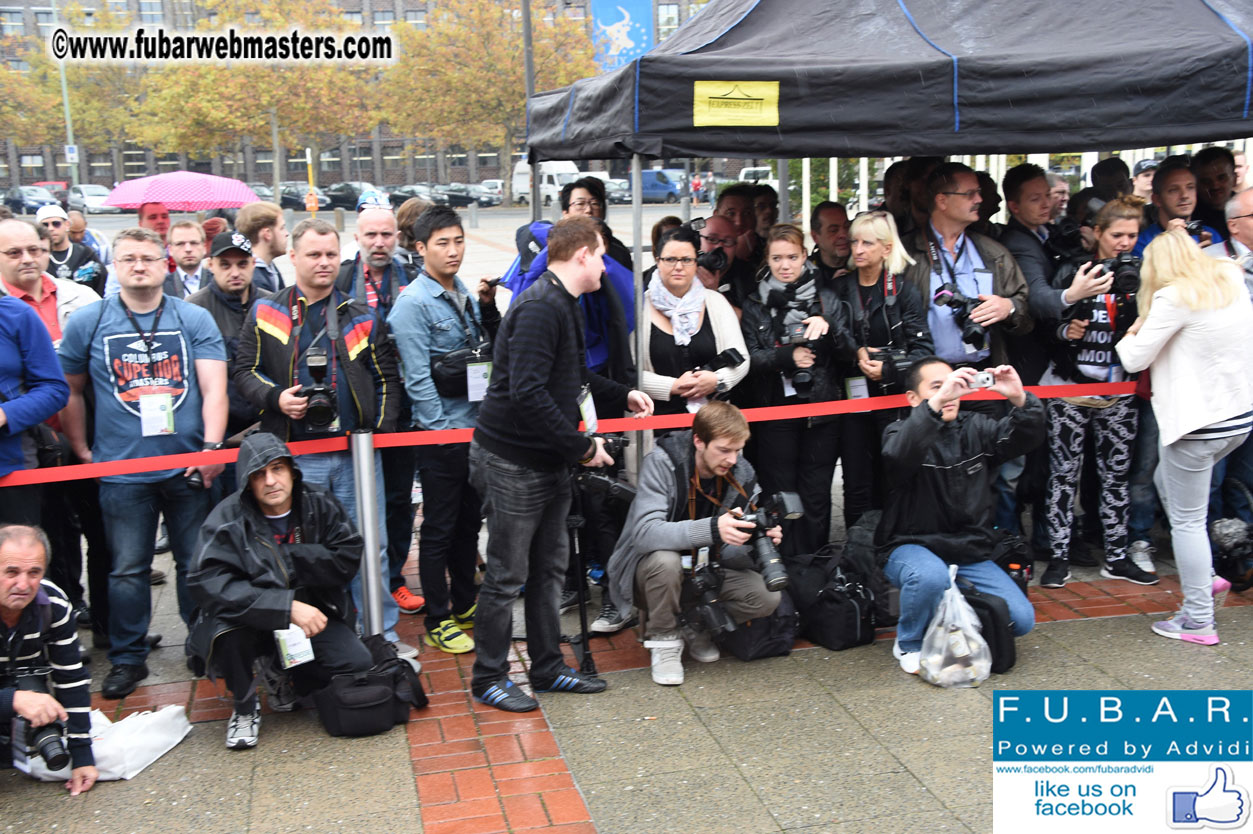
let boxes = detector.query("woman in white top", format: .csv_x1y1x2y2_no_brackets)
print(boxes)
640,226,749,418
1117,230,1253,644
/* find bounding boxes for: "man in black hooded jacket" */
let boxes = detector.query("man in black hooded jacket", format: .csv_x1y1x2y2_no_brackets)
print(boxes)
188,432,372,750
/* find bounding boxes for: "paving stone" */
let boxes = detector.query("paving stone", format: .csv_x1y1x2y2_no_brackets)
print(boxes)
551,711,724,782
694,694,879,759
580,766,778,834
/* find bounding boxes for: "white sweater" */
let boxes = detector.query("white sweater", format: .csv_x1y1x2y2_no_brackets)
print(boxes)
1116,276,1253,446
640,289,749,402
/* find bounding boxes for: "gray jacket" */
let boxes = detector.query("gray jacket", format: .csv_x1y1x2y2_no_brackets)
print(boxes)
607,431,760,613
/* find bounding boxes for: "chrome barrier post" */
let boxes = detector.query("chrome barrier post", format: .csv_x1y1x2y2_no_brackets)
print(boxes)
350,429,384,636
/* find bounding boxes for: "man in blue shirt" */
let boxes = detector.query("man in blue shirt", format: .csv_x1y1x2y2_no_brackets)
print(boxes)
1133,157,1224,256
59,226,228,699
388,206,499,654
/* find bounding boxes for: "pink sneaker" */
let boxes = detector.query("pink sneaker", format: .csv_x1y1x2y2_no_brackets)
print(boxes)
1151,613,1219,646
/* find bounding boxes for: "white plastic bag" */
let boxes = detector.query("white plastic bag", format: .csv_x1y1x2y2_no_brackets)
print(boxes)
28,703,192,782
918,565,991,688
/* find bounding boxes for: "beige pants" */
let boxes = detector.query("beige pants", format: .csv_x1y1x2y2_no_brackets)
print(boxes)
634,550,780,638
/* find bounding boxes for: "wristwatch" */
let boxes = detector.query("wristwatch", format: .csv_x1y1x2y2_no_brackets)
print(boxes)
202,441,225,451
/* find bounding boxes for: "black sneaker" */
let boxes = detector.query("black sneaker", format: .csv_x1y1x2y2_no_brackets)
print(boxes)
74,605,91,627
1100,557,1160,586
532,667,608,694
101,663,149,699
559,589,581,614
1039,561,1072,589
473,680,538,713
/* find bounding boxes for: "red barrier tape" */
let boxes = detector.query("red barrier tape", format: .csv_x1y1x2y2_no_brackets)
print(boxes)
0,382,1135,487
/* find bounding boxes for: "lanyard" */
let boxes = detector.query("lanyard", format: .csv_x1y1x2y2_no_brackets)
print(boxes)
119,297,166,362
927,229,970,288
688,474,726,520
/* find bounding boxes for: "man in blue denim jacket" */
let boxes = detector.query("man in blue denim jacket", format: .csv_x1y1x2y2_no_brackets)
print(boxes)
387,206,499,654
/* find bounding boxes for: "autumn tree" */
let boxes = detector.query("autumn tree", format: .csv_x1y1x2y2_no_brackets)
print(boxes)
383,0,598,200
0,38,55,147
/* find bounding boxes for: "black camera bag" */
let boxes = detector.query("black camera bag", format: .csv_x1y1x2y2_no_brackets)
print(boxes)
713,589,798,661
957,583,1016,674
313,636,427,737
991,532,1033,597
784,549,876,651
842,511,898,627
430,340,493,398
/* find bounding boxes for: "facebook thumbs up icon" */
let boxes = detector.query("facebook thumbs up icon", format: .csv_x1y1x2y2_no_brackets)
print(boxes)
1170,766,1249,829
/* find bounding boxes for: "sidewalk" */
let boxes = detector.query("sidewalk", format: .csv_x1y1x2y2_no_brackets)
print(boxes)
3,539,1249,834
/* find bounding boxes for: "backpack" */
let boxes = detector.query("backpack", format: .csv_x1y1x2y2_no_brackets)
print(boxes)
713,590,799,661
957,582,1017,674
784,546,876,651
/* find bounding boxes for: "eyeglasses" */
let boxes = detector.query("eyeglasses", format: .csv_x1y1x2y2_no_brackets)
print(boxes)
657,256,697,267
941,189,982,200
854,210,888,219
1,246,49,259
1230,213,1253,221
40,220,64,228
116,255,166,266
569,199,603,211
701,234,736,247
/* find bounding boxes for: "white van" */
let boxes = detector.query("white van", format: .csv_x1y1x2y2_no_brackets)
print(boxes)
511,160,580,206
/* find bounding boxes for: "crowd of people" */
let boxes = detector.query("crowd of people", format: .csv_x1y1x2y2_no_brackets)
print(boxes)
2,145,1253,783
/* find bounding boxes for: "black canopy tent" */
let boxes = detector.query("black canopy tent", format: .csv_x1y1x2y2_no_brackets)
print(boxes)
528,0,1253,161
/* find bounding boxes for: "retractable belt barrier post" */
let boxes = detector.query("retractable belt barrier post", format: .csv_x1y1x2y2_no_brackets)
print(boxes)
0,382,1136,489
350,429,385,637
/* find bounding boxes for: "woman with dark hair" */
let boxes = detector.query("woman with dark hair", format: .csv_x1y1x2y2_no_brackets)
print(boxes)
642,215,683,287
829,210,933,526
641,227,749,417
1038,195,1156,589
740,224,856,554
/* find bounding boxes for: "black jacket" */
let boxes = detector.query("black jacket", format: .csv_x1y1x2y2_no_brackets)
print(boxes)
187,433,363,662
1045,257,1138,384
738,275,858,411
999,217,1066,384
828,269,934,394
474,272,629,470
187,283,262,435
233,286,401,440
875,394,1046,565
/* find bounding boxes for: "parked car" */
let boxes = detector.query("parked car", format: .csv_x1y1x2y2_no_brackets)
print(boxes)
67,183,122,214
432,183,479,208
388,183,447,208
605,179,631,205
324,181,378,210
32,180,68,192
277,182,331,211
639,170,680,203
4,186,59,215
479,179,503,198
246,182,275,201
467,185,501,207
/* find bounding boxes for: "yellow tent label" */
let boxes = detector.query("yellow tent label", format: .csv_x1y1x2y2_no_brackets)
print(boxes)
692,81,779,127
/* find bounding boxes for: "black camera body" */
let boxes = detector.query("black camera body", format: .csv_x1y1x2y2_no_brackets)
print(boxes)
573,435,636,504
867,346,909,371
1044,216,1088,263
779,322,817,398
300,347,338,433
737,491,804,592
6,668,70,771
685,563,737,635
702,347,744,374
1097,253,1142,295
932,282,987,351
1184,219,1205,237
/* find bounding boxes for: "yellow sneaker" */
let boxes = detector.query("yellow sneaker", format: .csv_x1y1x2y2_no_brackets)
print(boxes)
452,603,477,631
423,619,475,654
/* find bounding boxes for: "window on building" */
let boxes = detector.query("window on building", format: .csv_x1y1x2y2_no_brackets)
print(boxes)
657,3,679,40
89,153,112,174
373,9,393,27
341,10,362,24
404,9,425,28
81,8,94,25
138,0,161,24
287,153,305,174
382,145,404,170
319,150,340,173
565,5,585,20
244,11,260,23
687,0,709,15
20,155,43,171
0,158,9,180
254,151,274,175
157,154,179,169
33,9,54,36
0,10,23,36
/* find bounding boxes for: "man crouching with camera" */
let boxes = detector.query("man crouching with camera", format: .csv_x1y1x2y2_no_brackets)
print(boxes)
877,359,1045,675
0,525,97,795
607,401,784,686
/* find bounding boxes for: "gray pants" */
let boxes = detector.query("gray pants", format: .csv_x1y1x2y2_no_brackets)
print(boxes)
1156,432,1248,623
634,550,780,638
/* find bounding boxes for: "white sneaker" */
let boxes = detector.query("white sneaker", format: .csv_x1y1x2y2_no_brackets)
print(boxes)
392,640,420,661
892,639,920,675
644,633,684,685
226,710,260,749
682,625,720,663
1128,540,1157,574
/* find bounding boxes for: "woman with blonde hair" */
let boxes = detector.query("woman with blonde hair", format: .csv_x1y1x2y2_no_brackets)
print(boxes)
828,210,933,526
1117,229,1253,644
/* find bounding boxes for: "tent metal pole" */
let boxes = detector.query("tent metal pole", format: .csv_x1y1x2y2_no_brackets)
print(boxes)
631,153,645,474
858,158,869,213
801,158,812,236
829,158,838,201
777,159,790,222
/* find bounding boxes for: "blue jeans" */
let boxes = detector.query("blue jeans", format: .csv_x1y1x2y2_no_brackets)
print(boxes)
1128,398,1163,542
98,474,212,665
468,441,572,690
296,450,399,643
885,544,1036,652
1208,431,1253,524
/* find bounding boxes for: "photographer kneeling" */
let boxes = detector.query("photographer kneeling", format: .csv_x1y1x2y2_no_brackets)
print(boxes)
607,401,783,686
0,525,97,795
877,360,1045,675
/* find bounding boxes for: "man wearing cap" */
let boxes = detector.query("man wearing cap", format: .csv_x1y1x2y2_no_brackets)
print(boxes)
36,205,104,295
1132,159,1158,201
188,231,263,445
162,221,209,299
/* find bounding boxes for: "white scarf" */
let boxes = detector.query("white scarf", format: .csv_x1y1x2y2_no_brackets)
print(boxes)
649,277,706,346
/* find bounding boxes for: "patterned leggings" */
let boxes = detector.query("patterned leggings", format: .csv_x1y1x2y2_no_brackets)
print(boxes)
1045,397,1138,563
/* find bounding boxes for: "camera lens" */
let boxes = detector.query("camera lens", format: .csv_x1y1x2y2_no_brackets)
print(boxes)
31,724,69,770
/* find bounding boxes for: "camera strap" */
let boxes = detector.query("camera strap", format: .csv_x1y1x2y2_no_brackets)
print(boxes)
927,230,968,288
434,282,482,348
290,291,342,380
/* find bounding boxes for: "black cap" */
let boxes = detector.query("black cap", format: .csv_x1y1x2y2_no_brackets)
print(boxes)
1133,159,1160,177
209,231,252,258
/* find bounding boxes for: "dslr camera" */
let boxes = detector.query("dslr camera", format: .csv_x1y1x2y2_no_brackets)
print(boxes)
4,668,70,771
1184,219,1206,237
780,322,817,398
573,435,637,504
932,283,986,351
685,563,738,636
736,491,804,592
685,217,729,274
300,347,338,433
1097,253,1142,295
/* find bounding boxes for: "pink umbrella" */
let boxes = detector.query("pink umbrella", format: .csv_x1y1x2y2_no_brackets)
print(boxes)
104,171,260,211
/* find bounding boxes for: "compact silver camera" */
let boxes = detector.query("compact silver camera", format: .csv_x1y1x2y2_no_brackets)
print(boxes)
972,371,995,389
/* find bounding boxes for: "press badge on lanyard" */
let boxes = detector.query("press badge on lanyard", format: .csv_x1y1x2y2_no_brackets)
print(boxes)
578,385,598,434
139,393,176,436
466,361,492,402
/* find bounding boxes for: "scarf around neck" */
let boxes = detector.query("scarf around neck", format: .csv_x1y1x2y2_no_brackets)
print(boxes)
649,277,706,346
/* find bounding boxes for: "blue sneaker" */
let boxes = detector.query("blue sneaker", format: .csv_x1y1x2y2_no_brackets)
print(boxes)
473,680,538,713
531,667,607,694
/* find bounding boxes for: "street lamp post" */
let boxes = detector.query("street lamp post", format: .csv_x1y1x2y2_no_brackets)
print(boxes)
49,0,79,186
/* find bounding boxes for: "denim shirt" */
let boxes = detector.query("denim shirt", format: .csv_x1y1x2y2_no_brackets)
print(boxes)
387,271,485,431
